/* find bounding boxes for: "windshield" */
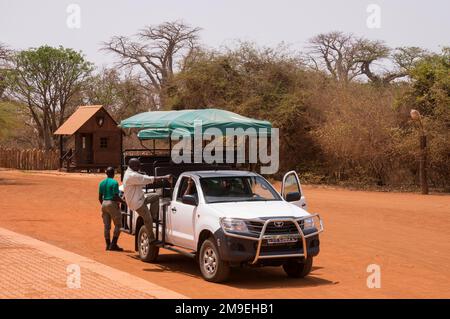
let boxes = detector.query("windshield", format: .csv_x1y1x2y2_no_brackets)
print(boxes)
200,176,281,203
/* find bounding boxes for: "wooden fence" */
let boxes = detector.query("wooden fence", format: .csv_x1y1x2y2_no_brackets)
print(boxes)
0,148,59,170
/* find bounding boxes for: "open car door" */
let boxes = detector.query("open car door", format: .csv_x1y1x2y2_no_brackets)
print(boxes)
281,170,307,210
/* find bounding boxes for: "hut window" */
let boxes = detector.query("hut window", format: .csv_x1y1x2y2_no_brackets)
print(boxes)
100,137,108,148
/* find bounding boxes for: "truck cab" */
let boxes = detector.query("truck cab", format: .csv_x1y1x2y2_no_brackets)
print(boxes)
120,169,323,282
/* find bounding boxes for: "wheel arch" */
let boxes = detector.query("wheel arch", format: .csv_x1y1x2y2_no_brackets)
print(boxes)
196,229,214,253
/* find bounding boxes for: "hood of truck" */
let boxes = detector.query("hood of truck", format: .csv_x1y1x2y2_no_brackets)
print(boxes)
207,200,310,219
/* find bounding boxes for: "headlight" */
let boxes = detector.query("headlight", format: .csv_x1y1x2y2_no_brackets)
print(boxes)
220,218,249,233
302,217,315,229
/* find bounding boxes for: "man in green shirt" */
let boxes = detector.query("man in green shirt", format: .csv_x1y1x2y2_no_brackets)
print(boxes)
99,167,125,251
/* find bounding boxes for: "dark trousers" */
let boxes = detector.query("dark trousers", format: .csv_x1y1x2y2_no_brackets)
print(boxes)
135,194,160,240
102,200,122,239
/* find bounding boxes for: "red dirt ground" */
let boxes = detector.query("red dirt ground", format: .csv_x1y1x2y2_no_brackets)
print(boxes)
0,169,449,298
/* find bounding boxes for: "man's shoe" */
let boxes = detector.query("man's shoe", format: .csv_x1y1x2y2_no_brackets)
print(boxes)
109,243,123,251
105,238,111,251
109,236,123,251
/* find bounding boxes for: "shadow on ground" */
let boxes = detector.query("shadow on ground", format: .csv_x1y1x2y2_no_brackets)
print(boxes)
129,251,337,290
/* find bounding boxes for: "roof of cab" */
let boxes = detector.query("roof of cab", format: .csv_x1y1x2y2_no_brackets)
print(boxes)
185,170,259,178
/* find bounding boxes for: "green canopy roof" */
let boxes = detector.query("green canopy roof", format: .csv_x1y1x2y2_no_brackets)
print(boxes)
137,128,189,140
119,109,272,140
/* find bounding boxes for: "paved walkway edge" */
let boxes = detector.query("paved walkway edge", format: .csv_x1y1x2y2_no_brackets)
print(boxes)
0,227,188,299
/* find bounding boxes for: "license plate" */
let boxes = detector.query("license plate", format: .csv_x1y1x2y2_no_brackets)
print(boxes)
267,236,298,245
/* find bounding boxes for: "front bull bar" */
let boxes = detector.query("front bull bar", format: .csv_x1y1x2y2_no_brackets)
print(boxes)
222,214,324,264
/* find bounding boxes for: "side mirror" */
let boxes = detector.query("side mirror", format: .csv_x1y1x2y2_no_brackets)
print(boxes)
182,194,198,206
285,191,301,202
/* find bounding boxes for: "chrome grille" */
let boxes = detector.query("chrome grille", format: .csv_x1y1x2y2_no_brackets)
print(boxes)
245,219,304,236
246,221,264,236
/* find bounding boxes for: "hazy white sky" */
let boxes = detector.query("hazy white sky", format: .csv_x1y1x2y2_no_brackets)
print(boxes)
1,0,449,68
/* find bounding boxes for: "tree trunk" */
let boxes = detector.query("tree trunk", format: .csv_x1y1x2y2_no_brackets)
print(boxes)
42,110,53,150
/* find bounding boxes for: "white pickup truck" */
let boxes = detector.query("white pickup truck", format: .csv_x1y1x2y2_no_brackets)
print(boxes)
119,170,323,282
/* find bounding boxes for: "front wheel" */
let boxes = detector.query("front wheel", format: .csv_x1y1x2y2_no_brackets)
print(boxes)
199,238,230,283
137,226,159,262
283,256,313,278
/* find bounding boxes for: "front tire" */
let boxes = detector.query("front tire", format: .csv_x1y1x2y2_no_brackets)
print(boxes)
138,226,159,262
199,238,230,283
283,256,313,278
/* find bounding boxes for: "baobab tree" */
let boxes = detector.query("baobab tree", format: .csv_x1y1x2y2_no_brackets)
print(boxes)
306,31,426,85
357,42,427,85
103,20,201,109
306,31,367,83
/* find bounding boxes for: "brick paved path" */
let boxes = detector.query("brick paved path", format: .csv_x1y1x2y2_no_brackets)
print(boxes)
0,228,186,299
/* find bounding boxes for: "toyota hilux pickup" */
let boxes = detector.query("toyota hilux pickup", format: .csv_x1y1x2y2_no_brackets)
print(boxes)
119,170,323,283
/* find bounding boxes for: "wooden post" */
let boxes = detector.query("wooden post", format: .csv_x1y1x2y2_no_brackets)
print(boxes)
419,134,429,195
59,135,63,169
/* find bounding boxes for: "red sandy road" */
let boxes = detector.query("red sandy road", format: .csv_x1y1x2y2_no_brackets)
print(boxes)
0,169,449,298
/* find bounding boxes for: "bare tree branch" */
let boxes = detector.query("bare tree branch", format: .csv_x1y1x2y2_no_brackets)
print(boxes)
306,32,363,83
306,32,425,85
102,20,201,108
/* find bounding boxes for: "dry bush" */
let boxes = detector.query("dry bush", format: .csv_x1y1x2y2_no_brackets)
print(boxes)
311,83,403,185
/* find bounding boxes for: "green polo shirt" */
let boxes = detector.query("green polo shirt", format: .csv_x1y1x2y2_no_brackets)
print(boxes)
99,177,119,201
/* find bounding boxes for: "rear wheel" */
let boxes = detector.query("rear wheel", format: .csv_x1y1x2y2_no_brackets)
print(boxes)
199,238,230,283
283,256,313,278
138,226,159,262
